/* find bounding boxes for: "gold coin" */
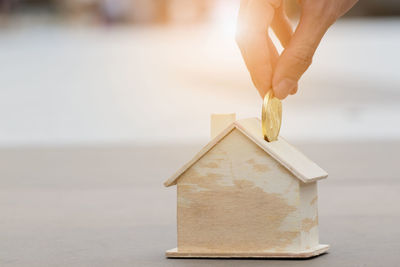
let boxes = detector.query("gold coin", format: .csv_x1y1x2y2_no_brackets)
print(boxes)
262,90,282,142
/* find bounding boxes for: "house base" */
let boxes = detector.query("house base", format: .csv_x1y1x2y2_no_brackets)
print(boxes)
166,244,329,259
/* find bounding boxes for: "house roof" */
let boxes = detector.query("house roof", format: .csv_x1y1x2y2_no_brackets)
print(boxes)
164,118,328,187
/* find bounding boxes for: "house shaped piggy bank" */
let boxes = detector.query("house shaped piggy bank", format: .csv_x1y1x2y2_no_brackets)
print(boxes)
164,114,329,258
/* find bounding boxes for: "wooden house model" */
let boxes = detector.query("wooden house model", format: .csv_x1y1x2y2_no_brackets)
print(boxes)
164,114,329,258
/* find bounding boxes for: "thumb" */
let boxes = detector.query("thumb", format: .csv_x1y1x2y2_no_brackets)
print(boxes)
272,15,331,99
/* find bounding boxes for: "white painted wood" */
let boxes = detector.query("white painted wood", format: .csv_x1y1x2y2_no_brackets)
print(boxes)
165,116,329,257
164,117,328,187
235,118,328,182
299,182,319,250
166,244,330,258
163,125,236,187
177,129,301,252
210,113,236,139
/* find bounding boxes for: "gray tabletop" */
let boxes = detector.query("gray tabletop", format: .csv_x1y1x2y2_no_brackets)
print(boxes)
0,142,399,266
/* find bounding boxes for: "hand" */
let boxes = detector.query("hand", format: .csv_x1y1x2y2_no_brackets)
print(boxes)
236,0,358,99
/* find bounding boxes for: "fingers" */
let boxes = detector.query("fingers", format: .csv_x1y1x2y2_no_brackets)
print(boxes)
236,0,277,98
272,12,330,99
268,35,279,68
253,35,279,98
246,35,273,98
271,3,293,48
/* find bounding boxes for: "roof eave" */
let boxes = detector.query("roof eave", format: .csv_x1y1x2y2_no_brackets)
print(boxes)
233,121,328,184
163,123,236,187
163,118,329,187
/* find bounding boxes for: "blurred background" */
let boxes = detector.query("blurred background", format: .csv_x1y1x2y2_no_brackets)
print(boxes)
0,0,399,145
1,1,400,266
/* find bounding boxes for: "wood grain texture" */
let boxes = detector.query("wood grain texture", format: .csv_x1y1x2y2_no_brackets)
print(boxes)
164,118,328,187
299,182,319,249
166,117,328,257
163,124,236,187
166,244,330,258
235,118,328,183
177,130,302,252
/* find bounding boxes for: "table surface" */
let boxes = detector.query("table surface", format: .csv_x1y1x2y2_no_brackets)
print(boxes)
0,141,399,266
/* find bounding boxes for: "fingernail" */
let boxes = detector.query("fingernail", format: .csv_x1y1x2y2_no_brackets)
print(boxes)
274,78,297,99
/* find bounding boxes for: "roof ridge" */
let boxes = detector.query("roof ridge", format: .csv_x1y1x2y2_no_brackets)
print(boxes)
164,118,327,187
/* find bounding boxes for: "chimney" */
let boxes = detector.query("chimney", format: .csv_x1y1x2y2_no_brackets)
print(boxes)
210,113,236,139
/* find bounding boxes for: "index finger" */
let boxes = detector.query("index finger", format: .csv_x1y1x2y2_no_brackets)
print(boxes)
236,0,277,98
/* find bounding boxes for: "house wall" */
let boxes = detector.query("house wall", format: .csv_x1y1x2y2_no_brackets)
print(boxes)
299,182,319,249
177,129,302,252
